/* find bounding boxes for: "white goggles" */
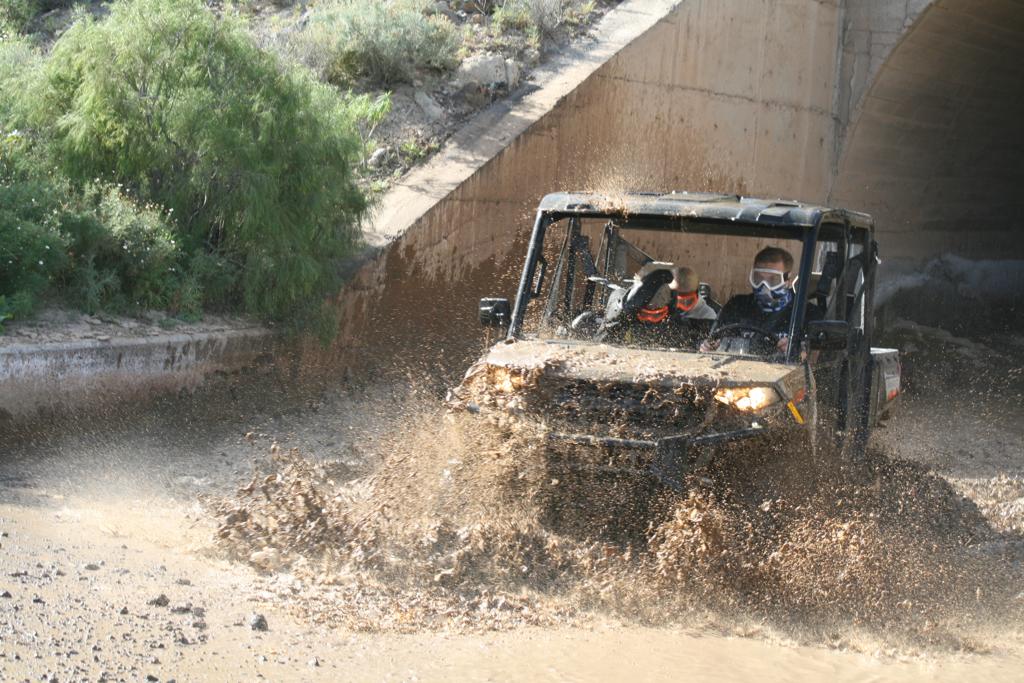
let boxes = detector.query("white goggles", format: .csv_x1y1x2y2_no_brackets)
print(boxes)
748,267,794,291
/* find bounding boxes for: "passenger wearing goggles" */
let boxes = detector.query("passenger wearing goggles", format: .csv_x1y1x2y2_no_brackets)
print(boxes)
701,246,822,355
609,263,717,348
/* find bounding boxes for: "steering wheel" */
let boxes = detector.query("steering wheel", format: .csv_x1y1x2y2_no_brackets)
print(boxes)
706,323,779,351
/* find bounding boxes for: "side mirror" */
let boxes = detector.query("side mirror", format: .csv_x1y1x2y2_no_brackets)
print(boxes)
479,297,511,328
806,319,849,350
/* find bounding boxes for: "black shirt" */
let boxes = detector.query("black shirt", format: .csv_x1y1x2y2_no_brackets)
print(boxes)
715,293,823,337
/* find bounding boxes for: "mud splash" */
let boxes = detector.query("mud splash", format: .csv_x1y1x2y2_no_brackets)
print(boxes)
208,400,1024,650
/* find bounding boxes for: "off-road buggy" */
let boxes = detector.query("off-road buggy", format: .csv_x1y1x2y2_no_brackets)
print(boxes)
449,192,900,493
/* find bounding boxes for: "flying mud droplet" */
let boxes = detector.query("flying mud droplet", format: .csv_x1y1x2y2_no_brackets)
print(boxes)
207,397,1024,648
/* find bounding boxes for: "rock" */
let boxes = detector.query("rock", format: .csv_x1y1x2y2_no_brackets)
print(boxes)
192,620,208,630
84,563,100,571
367,147,388,168
504,59,521,89
456,55,519,89
147,594,169,607
170,603,193,614
175,578,191,586
414,91,445,122
146,675,158,682
119,606,129,615
191,606,206,618
249,613,269,631
0,590,11,598
431,0,452,15
95,335,111,342
308,657,320,667
32,596,44,604
249,548,283,572
455,53,508,88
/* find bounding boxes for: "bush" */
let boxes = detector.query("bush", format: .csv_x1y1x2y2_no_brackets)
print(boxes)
300,0,459,85
0,36,40,117
493,0,563,38
19,0,369,323
0,0,75,35
62,186,186,314
0,123,68,314
1,130,188,316
0,0,37,33
0,176,71,313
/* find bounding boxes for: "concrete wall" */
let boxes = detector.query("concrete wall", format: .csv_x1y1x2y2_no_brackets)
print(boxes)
834,0,933,153
0,329,274,424
327,0,855,376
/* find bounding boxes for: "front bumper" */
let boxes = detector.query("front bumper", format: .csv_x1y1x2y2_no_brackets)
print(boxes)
547,425,766,492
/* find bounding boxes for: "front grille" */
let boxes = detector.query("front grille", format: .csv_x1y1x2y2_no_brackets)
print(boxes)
526,378,710,440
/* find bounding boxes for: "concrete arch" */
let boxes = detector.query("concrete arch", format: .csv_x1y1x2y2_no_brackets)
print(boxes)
831,0,1024,263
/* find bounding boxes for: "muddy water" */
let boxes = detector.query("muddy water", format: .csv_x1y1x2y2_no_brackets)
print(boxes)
206,391,1024,645
372,628,1024,683
3,379,1024,681
2,348,1024,680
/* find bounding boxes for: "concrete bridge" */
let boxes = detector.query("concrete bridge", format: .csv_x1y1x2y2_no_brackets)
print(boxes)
833,0,1023,261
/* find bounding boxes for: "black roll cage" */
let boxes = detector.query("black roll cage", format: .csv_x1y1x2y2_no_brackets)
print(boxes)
506,207,876,364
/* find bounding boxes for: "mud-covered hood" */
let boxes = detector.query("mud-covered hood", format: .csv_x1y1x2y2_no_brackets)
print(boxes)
466,338,804,397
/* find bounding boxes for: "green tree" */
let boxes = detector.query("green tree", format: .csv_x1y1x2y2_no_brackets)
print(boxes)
24,0,368,322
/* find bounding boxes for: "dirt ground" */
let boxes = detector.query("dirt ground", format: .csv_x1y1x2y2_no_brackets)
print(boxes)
2,329,1023,682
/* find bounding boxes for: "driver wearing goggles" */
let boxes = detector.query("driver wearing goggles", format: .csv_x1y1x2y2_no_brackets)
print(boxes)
748,266,790,292
701,246,822,355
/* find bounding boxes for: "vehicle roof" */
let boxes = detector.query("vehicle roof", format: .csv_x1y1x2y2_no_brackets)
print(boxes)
537,191,874,231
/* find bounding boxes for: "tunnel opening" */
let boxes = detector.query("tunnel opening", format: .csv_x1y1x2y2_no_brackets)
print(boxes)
831,0,1024,334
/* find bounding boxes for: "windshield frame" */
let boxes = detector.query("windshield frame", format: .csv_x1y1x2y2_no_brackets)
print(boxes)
507,209,826,364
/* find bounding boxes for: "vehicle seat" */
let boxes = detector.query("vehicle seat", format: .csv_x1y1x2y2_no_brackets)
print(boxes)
813,251,840,312
622,262,675,316
596,286,620,323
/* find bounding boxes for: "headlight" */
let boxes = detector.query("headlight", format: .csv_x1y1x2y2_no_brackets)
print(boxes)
714,386,780,412
488,366,529,393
